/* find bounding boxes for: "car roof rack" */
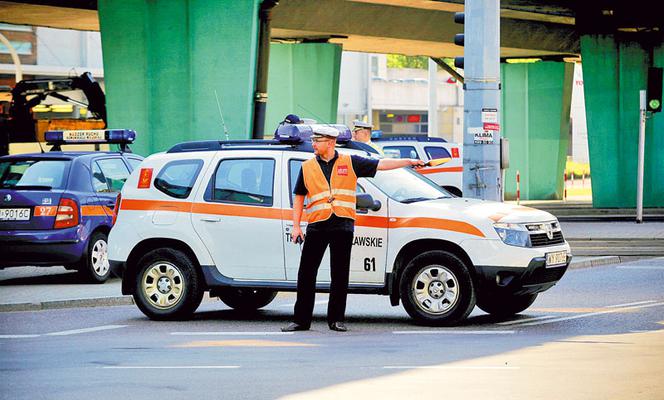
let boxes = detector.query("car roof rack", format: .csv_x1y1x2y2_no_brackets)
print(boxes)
167,138,380,156
373,134,448,143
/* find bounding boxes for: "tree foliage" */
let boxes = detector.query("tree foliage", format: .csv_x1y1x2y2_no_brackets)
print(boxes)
386,54,429,69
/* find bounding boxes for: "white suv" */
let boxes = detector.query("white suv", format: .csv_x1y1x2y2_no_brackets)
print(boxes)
374,136,463,196
109,124,571,326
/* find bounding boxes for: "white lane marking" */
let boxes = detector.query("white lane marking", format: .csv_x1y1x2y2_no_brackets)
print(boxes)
45,325,127,336
393,330,514,335
0,334,41,339
278,300,328,308
102,366,240,370
617,266,664,270
170,332,293,336
605,300,657,308
516,301,664,327
383,366,519,370
497,315,558,326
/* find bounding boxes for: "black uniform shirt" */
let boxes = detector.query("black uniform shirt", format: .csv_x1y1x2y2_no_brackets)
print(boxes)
294,151,379,232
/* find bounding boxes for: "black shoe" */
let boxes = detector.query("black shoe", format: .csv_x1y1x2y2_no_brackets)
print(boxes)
328,322,347,332
281,322,309,332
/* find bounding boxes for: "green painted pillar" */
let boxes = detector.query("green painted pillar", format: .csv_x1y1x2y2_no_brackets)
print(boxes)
501,61,573,200
265,43,342,135
98,0,260,156
581,35,664,208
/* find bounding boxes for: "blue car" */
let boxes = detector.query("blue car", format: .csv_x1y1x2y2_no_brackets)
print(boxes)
0,129,142,282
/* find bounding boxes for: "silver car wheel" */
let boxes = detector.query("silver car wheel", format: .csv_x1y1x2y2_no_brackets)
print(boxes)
91,239,109,277
411,265,459,315
141,261,184,310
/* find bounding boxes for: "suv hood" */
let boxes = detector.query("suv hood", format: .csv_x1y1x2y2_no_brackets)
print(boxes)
411,197,557,224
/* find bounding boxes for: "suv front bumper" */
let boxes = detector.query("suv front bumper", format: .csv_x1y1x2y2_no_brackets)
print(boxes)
474,254,571,296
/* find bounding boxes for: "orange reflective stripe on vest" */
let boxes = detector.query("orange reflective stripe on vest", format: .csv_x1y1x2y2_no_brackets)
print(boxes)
302,153,357,223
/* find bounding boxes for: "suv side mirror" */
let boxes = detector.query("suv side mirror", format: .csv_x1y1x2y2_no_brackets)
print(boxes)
356,193,381,212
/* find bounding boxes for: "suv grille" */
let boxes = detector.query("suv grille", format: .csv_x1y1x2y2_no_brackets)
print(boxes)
530,231,565,247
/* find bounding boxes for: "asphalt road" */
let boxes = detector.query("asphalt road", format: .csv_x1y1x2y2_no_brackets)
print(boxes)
1,257,663,400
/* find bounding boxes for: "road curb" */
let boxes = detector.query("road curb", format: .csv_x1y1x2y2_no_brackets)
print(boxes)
0,296,134,313
568,256,625,270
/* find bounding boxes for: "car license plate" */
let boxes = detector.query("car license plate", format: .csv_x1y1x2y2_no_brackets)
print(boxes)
546,251,567,267
0,208,31,221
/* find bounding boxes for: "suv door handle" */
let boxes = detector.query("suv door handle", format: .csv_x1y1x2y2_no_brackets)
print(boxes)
201,217,221,223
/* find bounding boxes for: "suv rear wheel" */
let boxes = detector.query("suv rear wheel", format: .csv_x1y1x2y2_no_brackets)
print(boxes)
476,293,538,317
134,248,203,320
399,250,476,326
217,288,278,311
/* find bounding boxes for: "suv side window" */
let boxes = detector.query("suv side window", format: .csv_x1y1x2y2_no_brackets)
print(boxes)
424,146,452,160
288,159,305,207
154,159,204,199
96,158,131,192
383,146,418,159
125,157,143,171
213,158,274,206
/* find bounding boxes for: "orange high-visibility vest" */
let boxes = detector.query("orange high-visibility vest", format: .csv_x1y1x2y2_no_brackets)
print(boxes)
302,153,357,223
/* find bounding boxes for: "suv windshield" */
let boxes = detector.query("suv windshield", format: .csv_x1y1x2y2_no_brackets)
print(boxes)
0,159,70,190
367,167,451,203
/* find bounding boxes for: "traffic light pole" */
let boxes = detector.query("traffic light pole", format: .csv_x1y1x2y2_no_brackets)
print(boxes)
461,0,502,201
636,90,646,223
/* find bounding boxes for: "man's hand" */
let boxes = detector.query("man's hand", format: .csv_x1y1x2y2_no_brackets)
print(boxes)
410,159,426,169
292,225,305,244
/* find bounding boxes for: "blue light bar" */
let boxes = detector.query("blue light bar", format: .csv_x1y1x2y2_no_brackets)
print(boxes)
274,124,352,144
45,129,136,144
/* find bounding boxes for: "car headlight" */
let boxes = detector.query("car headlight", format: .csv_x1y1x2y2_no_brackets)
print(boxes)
493,223,531,247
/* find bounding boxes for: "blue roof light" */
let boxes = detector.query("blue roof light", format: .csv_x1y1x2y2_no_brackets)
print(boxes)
274,124,352,144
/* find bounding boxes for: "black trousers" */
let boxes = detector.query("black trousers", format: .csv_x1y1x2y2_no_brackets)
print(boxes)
293,229,354,327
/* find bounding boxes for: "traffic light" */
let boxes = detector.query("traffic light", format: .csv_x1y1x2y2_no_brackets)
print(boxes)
453,12,464,69
647,67,663,113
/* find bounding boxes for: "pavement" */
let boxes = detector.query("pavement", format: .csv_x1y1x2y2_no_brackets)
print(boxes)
1,220,662,313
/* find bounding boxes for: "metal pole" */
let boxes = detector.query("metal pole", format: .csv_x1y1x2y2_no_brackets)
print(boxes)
636,90,646,223
428,58,439,137
461,0,502,201
252,0,279,139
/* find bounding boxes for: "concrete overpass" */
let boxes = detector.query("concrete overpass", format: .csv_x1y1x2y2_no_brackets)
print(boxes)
1,0,662,208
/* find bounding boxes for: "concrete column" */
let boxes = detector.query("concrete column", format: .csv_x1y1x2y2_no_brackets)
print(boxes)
98,0,261,155
501,61,573,200
264,43,342,133
581,35,664,208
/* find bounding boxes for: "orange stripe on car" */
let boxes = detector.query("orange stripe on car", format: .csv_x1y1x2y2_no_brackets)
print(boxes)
121,199,192,212
191,203,283,220
81,205,108,216
390,217,485,237
120,199,484,237
419,166,464,175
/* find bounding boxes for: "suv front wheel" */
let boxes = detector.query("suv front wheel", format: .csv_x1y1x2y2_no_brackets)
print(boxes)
399,250,476,326
134,248,204,320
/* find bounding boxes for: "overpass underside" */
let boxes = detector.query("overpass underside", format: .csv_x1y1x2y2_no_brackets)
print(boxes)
1,0,662,207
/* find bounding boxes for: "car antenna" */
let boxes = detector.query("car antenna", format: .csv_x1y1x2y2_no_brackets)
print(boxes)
37,140,45,153
296,103,335,128
214,90,230,141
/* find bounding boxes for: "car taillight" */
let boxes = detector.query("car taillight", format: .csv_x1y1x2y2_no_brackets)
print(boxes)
112,193,122,226
53,198,79,229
